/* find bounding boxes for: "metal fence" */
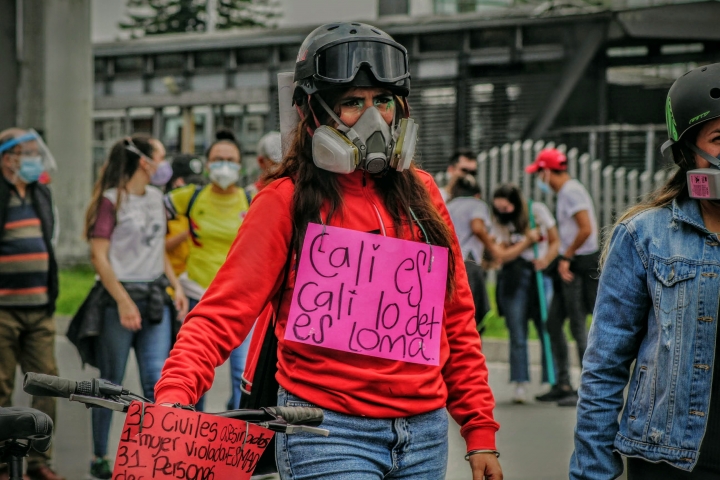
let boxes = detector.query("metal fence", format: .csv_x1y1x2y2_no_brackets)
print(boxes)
545,124,669,174
439,138,672,230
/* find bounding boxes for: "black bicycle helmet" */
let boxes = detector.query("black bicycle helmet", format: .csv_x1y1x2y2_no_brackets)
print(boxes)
662,62,720,161
293,22,410,104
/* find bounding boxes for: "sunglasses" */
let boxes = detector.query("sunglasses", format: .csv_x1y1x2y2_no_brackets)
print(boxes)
460,168,478,176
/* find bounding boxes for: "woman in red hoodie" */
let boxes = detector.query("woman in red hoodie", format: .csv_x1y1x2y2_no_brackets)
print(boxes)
155,23,501,480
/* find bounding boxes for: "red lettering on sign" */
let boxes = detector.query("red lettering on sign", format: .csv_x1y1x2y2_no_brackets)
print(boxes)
112,402,273,480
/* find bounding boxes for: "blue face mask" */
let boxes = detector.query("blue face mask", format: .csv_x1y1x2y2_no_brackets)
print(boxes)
18,157,45,183
536,177,552,195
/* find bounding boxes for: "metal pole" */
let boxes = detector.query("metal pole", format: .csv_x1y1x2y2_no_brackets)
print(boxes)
182,106,195,154
489,146,499,194
645,128,655,173
602,165,614,228
589,130,597,161
501,143,511,184
511,140,522,187
477,151,488,201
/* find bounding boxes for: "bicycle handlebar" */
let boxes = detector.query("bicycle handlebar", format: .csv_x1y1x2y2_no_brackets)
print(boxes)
23,373,79,398
23,373,129,400
23,373,327,435
266,406,324,427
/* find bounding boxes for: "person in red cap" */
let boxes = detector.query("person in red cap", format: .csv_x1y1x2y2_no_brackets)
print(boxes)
525,148,599,407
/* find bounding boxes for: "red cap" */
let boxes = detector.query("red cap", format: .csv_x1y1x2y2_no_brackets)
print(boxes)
525,148,567,173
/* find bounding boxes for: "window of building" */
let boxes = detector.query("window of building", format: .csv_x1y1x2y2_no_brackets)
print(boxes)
379,0,409,16
237,47,272,65
196,50,227,69
434,0,478,14
154,53,185,72
470,28,515,50
419,32,462,52
114,56,143,74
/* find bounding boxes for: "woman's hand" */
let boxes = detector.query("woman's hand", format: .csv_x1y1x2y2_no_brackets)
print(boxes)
559,258,574,282
469,453,503,480
525,228,541,245
118,298,142,331
174,284,189,321
532,255,551,271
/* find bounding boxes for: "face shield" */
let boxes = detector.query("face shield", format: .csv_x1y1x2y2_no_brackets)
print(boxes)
0,130,57,183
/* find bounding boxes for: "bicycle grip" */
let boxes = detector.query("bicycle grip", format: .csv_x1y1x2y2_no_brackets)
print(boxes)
267,406,324,426
23,373,78,398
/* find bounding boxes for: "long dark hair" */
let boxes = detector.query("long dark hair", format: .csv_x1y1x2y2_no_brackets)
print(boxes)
84,134,155,240
205,127,242,160
492,184,529,233
266,90,457,293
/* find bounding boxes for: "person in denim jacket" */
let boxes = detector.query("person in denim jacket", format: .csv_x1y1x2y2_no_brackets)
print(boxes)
571,63,720,479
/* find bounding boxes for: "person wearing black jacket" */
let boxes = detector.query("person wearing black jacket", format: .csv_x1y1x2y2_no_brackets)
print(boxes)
0,128,63,480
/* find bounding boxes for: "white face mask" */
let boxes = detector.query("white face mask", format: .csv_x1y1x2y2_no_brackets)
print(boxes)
208,161,240,190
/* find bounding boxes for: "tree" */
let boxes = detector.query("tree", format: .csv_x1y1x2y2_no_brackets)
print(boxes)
120,0,281,38
120,0,207,37
216,0,282,29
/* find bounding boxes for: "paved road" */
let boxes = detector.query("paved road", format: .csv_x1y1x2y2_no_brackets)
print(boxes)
11,332,607,480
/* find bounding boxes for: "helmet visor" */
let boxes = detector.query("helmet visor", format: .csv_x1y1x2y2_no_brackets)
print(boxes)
315,41,409,84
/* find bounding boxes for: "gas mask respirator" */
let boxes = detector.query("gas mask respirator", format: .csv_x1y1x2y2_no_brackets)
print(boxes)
310,96,418,175
685,142,720,200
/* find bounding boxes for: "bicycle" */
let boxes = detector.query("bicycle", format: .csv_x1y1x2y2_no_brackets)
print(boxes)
0,406,53,480
19,373,328,479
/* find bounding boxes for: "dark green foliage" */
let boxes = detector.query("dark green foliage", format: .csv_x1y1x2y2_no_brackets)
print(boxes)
120,0,281,37
216,0,281,29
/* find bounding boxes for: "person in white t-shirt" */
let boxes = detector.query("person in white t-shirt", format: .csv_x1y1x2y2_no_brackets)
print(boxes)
446,174,493,328
441,148,478,203
491,184,560,404
83,134,189,479
526,148,599,407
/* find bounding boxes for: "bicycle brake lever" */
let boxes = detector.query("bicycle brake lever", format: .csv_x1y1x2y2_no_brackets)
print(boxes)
69,394,127,412
283,425,330,437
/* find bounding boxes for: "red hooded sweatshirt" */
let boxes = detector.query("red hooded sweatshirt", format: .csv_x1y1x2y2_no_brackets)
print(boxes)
155,168,499,451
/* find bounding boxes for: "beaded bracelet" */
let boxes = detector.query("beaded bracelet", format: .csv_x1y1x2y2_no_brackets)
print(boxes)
464,449,500,461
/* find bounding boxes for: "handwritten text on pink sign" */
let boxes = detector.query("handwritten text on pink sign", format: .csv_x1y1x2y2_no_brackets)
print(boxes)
285,223,448,365
112,402,273,480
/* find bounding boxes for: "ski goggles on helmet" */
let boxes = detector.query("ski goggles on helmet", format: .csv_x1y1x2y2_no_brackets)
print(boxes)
315,40,409,84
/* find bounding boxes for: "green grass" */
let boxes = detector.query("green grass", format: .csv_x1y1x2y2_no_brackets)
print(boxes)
54,267,591,340
56,265,96,316
481,283,592,339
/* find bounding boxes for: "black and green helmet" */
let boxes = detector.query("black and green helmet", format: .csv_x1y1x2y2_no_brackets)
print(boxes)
293,22,410,104
662,62,720,160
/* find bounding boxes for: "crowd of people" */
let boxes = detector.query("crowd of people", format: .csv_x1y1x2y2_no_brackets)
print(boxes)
443,145,598,407
0,126,282,480
1,19,719,480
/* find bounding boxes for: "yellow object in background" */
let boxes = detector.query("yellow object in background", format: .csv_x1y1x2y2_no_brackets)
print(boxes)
167,215,190,277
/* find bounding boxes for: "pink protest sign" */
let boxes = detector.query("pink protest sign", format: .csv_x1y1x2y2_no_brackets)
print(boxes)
112,402,273,480
284,223,448,366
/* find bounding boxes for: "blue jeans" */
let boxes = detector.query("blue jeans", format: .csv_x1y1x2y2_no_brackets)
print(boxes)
92,301,171,457
497,261,553,383
187,297,252,411
276,387,448,480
